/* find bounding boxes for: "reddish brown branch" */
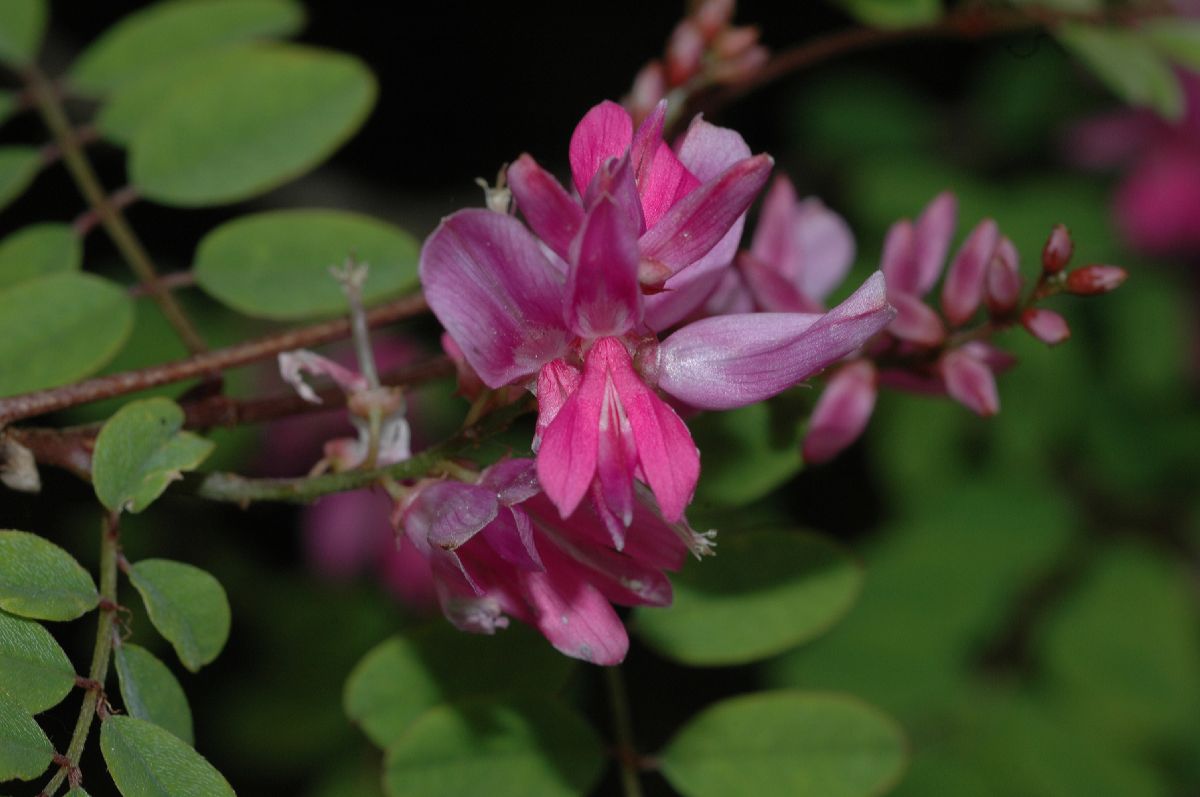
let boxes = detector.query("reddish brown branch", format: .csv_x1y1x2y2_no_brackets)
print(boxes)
0,292,430,426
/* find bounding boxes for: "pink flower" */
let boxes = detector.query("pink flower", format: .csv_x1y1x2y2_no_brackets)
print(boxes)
422,103,893,532
1068,70,1200,255
397,459,710,664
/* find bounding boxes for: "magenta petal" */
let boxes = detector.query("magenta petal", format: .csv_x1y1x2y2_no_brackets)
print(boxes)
542,530,673,607
942,348,1000,417
482,506,544,571
537,352,605,520
631,102,701,228
913,191,958,295
598,338,699,523
380,534,438,612
1021,308,1071,346
638,154,773,276
535,360,582,451
421,210,570,388
569,100,634,196
985,237,1023,315
508,154,584,262
749,176,801,280
657,271,893,410
674,115,752,181
303,489,390,580
595,372,638,533
887,292,946,346
702,268,756,316
739,251,822,313
409,482,500,552
941,218,999,327
795,198,856,303
880,219,917,295
643,215,745,330
479,458,541,506
567,194,643,338
520,547,630,665
802,361,877,464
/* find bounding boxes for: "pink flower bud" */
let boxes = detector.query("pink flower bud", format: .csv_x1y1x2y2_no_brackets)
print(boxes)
628,62,667,125
666,20,705,86
1021,308,1070,346
803,361,878,464
1066,265,1127,295
709,45,768,84
713,26,759,60
694,0,735,39
985,236,1022,316
941,218,999,327
1042,224,1074,273
941,348,999,417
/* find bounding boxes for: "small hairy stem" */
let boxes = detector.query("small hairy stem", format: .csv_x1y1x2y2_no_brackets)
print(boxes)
24,67,209,355
0,292,429,425
41,513,121,797
605,666,645,797
191,398,531,504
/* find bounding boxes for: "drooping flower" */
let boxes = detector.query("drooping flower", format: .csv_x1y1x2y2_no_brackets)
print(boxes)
397,458,710,664
422,104,893,534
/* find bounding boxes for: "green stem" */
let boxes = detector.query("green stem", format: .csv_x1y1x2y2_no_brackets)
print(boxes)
24,67,208,355
42,513,121,797
193,399,531,503
604,666,645,797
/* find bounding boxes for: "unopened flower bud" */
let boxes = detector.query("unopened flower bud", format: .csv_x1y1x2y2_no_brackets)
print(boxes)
694,0,735,39
1021,308,1070,346
708,45,769,84
941,348,999,417
941,218,999,327
666,20,705,86
1066,264,1127,295
985,236,1022,316
713,26,759,60
628,61,666,123
1042,224,1073,273
803,361,877,464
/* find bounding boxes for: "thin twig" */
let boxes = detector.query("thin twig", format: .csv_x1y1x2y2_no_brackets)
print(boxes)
605,666,645,797
24,66,209,354
41,513,121,797
0,293,430,425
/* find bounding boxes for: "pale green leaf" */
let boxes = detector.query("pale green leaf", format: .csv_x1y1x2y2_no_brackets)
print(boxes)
0,609,76,713
129,44,376,206
0,692,54,781
661,691,906,797
115,643,195,745
834,0,941,28
0,530,99,621
634,531,861,666
128,559,231,672
0,146,41,212
64,789,92,796
101,715,235,797
92,397,215,514
194,209,419,320
0,223,81,290
0,0,46,67
383,697,605,797
692,402,804,506
345,623,575,749
70,0,304,94
1058,24,1184,120
1140,19,1200,71
0,272,134,397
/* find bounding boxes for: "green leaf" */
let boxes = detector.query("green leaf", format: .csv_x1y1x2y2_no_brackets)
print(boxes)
634,531,861,666
0,91,16,127
115,643,195,745
661,691,906,797
692,402,804,506
1058,24,1184,120
0,272,134,397
128,559,231,672
345,623,575,749
70,0,304,94
101,715,235,797
0,609,77,713
194,209,419,320
834,0,941,28
0,0,46,67
0,223,82,290
92,397,215,514
1040,544,1200,747
0,146,41,212
0,530,99,621
0,693,54,781
129,44,376,206
382,697,605,797
1140,19,1200,71
64,789,92,797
